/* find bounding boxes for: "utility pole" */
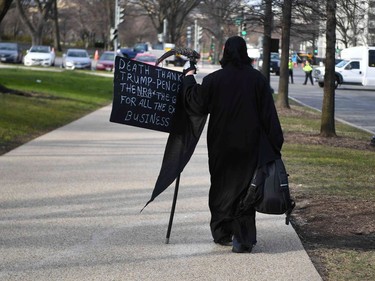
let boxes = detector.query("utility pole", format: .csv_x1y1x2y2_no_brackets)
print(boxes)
112,0,125,54
163,19,168,43
114,0,118,53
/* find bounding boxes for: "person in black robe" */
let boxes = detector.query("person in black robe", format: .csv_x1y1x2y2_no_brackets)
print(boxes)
182,36,284,253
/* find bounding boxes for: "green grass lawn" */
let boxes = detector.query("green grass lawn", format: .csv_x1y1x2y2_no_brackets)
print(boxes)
277,102,374,281
0,68,113,153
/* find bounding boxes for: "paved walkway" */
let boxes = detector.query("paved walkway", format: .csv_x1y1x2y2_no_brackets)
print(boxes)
0,104,322,280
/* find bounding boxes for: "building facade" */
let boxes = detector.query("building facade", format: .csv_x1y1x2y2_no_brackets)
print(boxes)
316,0,375,58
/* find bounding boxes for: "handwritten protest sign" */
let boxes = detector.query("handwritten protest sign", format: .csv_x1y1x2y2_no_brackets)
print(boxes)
110,56,183,133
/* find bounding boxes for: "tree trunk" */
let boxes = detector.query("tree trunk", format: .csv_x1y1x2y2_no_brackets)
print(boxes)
15,0,54,46
52,0,62,52
0,0,13,23
261,0,272,82
0,0,13,92
276,0,292,109
320,0,337,137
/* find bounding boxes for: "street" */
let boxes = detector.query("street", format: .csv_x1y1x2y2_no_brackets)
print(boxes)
269,67,375,134
194,64,375,134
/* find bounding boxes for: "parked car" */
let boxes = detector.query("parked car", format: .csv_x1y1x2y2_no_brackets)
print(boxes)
117,48,138,59
96,51,115,71
23,45,55,67
270,52,281,75
133,53,158,66
257,52,281,75
0,42,23,63
62,48,92,70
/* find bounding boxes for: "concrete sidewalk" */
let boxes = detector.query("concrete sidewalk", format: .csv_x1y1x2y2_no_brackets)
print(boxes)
0,105,322,281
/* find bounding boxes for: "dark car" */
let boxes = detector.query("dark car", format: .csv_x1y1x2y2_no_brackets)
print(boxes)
117,48,138,59
258,52,281,76
0,42,23,63
270,52,280,75
96,51,115,71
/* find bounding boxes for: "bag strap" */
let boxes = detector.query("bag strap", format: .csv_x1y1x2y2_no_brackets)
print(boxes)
285,200,296,225
276,153,295,225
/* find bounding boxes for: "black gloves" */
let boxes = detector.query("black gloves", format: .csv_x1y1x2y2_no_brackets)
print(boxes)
183,60,197,75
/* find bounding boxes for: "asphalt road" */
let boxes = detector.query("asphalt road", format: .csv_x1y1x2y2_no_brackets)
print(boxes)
195,64,375,134
269,67,375,134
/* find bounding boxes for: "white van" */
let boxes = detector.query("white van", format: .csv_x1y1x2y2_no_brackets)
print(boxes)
312,46,375,88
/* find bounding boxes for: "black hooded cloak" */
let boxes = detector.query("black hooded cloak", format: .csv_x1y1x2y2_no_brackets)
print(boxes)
182,36,284,244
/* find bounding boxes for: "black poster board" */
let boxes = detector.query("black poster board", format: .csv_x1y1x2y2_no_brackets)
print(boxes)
110,56,183,133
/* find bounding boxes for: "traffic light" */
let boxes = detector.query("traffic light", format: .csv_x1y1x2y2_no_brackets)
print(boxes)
187,26,192,40
241,22,247,36
186,26,192,47
116,7,125,25
197,25,203,41
110,27,118,41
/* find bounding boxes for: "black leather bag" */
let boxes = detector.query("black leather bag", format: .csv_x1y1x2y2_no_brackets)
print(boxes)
240,158,295,225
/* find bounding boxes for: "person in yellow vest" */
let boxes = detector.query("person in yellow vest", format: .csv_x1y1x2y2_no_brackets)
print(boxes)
288,58,294,84
303,60,314,85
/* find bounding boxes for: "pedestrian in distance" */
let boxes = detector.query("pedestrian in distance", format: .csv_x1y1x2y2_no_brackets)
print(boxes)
288,58,294,84
292,53,299,66
303,60,314,85
182,36,284,253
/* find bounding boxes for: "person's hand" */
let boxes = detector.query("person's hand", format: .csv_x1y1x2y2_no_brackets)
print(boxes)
183,60,197,75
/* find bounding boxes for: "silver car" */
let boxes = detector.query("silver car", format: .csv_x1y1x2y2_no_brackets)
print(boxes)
62,48,92,70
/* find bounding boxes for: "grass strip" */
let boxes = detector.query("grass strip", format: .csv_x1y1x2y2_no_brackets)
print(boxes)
0,68,113,153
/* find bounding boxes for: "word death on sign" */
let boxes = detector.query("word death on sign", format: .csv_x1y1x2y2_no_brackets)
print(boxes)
110,56,183,133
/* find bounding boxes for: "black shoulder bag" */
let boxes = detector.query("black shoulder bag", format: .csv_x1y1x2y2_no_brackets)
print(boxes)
239,85,295,225
240,156,295,225
238,119,295,224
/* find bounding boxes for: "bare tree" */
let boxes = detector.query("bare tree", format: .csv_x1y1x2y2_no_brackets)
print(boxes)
276,0,292,109
199,0,243,63
0,0,13,93
132,0,201,44
15,0,54,45
0,0,13,23
0,8,24,40
336,0,366,48
57,0,115,49
320,0,337,137
291,0,324,57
